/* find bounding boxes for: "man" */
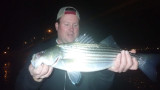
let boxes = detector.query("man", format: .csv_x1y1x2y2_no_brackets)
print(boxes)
15,6,138,90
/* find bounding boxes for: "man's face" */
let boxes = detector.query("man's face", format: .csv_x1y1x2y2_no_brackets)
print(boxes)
55,14,79,44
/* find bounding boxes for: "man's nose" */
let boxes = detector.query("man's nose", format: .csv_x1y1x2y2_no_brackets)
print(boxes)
69,25,74,31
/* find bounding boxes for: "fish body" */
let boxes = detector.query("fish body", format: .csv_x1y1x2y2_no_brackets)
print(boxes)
31,43,120,71
55,43,120,72
31,34,160,84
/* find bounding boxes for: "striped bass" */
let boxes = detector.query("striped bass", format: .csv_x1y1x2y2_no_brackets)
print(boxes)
31,34,160,84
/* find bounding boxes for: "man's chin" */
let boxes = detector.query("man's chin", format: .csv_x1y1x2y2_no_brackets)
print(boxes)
66,38,75,43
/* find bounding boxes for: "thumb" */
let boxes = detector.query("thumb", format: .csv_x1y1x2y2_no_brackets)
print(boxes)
129,49,136,54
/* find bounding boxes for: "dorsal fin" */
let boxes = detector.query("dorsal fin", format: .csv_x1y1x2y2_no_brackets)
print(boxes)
100,35,120,49
75,33,95,44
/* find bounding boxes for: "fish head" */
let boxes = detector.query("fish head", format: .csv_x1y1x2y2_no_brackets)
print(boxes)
31,46,62,68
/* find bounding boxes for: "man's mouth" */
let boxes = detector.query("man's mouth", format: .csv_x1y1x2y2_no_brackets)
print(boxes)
68,33,74,37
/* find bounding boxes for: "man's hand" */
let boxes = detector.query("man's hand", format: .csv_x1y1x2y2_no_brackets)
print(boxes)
109,50,138,73
29,64,53,82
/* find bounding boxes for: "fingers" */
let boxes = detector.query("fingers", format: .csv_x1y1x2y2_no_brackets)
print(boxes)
119,50,127,72
108,53,121,72
130,57,138,70
29,64,53,82
109,50,138,73
33,64,49,79
40,66,53,79
122,51,133,72
114,53,121,72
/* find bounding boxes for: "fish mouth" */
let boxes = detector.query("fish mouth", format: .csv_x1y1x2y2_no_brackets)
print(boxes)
33,51,45,60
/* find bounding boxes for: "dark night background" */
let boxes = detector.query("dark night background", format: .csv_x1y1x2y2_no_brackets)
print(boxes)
1,0,160,49
0,0,160,90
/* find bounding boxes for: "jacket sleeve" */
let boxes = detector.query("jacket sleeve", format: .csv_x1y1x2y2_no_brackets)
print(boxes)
15,53,42,90
89,70,115,90
15,38,57,90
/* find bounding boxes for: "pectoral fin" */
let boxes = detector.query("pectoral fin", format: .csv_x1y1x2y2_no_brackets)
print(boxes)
67,71,81,85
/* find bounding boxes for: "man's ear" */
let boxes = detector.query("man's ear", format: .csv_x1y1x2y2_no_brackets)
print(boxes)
55,22,58,31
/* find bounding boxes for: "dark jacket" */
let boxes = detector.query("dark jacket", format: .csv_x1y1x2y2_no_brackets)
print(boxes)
15,37,115,90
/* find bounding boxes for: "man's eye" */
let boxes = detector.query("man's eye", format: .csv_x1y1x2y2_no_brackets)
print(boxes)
64,23,69,26
73,24,78,27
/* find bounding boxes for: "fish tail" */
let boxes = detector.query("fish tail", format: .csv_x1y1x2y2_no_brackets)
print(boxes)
136,53,160,82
